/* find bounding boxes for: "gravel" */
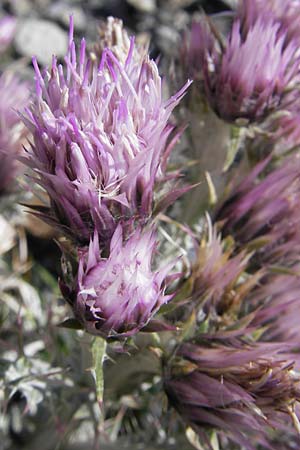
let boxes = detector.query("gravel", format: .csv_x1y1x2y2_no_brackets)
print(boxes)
15,18,68,65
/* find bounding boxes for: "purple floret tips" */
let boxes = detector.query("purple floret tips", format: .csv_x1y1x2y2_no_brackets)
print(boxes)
23,17,191,246
183,0,300,123
68,224,174,338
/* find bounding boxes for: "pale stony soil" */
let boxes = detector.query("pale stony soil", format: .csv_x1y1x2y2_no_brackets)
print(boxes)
1,0,233,68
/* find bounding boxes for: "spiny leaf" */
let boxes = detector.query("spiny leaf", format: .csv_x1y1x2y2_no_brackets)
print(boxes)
141,319,177,333
180,310,197,341
154,183,197,215
205,171,217,206
57,318,83,330
223,125,245,172
186,427,206,450
91,336,107,406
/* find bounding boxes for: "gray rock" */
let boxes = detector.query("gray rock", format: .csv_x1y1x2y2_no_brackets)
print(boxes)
9,0,33,16
47,2,87,31
87,0,106,7
221,0,238,8
127,0,156,13
155,25,179,55
158,0,198,9
15,19,68,66
211,11,234,37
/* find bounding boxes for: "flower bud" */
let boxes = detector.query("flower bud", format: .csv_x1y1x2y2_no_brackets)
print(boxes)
65,224,174,338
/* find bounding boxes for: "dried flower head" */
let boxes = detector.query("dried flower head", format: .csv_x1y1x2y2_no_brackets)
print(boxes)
215,156,300,266
23,18,191,246
62,224,174,338
190,219,251,321
93,16,147,64
0,72,30,194
164,341,300,449
248,271,300,344
186,1,299,123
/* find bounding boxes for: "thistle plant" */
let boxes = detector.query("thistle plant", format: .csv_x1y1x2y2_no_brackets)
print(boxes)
20,15,191,346
4,2,300,450
162,161,300,448
160,3,300,437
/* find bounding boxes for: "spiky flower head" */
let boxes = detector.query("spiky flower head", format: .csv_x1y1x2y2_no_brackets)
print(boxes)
0,15,16,53
249,271,300,345
240,0,300,42
188,219,252,323
0,72,30,194
188,232,300,347
215,155,300,266
61,224,174,338
187,0,300,123
164,340,300,450
23,18,190,247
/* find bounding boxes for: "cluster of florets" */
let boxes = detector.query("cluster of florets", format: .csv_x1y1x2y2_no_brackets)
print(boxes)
23,17,190,338
165,340,300,450
183,0,300,124
163,154,300,447
25,23,190,246
62,224,174,337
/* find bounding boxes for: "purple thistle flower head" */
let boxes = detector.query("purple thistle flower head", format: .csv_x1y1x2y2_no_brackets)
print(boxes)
63,223,175,338
188,0,300,123
164,341,300,449
264,111,300,155
23,17,191,246
240,0,300,42
0,15,16,53
0,72,30,194
249,271,300,344
215,156,300,266
190,219,251,320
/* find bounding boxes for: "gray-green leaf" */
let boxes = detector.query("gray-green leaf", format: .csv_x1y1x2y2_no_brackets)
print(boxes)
91,336,107,405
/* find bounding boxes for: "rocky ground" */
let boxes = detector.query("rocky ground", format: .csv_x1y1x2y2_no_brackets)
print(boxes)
1,0,235,69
